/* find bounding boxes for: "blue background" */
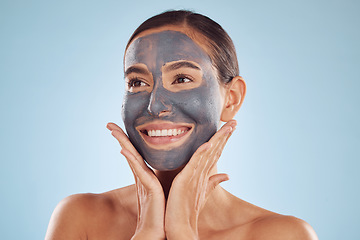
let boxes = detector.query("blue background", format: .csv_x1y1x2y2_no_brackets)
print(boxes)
1,0,359,239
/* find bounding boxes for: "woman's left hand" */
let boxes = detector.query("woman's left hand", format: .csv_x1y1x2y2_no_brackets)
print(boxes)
165,120,237,240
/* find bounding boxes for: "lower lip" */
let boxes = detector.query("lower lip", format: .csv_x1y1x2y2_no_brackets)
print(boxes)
140,129,191,145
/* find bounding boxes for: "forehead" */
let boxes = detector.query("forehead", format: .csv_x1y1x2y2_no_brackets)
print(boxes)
124,31,211,70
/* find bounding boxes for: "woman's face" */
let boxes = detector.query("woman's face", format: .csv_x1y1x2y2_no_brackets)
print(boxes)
122,29,225,171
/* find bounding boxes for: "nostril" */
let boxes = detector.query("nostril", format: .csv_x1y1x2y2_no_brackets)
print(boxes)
147,88,172,116
147,97,172,116
159,109,171,117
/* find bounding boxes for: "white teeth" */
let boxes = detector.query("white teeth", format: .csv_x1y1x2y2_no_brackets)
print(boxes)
161,129,167,136
173,129,178,136
147,128,188,137
148,130,154,137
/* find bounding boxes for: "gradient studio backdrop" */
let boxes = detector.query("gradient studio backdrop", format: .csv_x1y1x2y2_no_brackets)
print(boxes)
1,0,359,239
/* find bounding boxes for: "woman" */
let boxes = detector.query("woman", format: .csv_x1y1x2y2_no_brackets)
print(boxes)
46,10,318,240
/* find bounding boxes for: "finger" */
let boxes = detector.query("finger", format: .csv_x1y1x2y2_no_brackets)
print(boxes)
110,128,128,149
119,148,137,176
204,126,235,173
110,129,145,165
204,120,237,168
208,120,237,145
120,148,145,189
197,124,235,174
107,123,136,153
183,142,212,173
202,120,236,162
183,121,236,177
120,148,152,177
109,126,151,176
120,148,157,189
206,173,229,197
106,122,122,131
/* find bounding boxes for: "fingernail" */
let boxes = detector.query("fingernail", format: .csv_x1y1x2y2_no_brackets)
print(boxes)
231,121,237,128
226,126,233,133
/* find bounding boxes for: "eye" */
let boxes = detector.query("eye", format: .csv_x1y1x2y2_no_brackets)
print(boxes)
127,78,149,88
172,74,193,84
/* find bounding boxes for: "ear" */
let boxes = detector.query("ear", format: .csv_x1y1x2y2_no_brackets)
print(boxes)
220,76,246,122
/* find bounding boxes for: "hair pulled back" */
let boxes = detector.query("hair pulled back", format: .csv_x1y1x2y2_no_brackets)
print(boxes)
126,10,239,84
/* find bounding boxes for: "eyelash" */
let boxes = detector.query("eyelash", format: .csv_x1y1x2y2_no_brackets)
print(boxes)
127,74,194,89
127,77,149,88
172,74,193,84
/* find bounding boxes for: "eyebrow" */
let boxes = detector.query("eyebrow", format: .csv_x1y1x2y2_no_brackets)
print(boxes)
163,61,201,72
125,66,149,76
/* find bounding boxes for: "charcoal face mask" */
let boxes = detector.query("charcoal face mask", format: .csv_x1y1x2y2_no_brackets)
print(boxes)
122,30,223,171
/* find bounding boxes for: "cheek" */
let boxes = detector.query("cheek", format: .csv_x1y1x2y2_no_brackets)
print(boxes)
121,83,222,127
173,85,222,125
122,92,149,125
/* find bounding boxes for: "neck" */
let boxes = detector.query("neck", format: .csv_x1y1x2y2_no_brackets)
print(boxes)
197,185,237,232
154,165,237,231
154,165,219,199
155,165,237,230
154,165,229,206
154,167,183,199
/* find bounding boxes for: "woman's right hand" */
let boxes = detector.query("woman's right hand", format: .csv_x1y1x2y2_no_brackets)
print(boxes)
107,122,166,240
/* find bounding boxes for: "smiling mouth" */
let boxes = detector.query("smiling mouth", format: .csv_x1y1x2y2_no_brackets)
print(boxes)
143,127,190,137
136,122,194,150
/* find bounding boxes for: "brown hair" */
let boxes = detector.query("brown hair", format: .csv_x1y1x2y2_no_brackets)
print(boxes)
125,10,239,84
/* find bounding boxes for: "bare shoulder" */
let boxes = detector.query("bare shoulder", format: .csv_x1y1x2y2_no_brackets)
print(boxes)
45,185,137,240
200,190,317,240
249,214,318,240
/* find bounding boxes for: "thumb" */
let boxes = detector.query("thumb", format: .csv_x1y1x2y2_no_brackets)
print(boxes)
206,173,229,196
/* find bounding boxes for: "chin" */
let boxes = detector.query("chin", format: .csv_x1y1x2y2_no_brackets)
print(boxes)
141,148,192,171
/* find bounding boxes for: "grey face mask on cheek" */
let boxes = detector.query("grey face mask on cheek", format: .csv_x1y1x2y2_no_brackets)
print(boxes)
122,31,223,171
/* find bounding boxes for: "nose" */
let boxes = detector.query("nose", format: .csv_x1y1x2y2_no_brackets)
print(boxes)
147,88,172,116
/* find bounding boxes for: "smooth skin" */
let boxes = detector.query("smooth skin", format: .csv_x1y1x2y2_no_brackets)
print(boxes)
45,121,318,240
45,26,318,240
